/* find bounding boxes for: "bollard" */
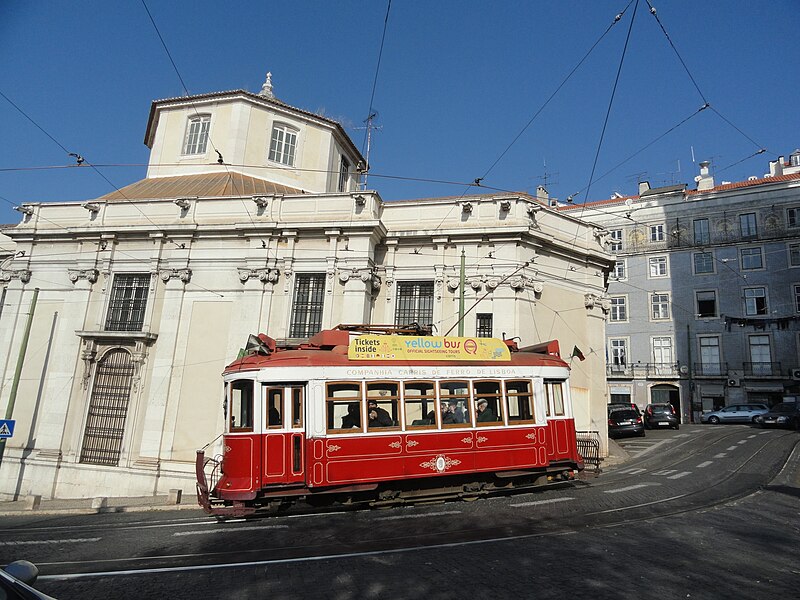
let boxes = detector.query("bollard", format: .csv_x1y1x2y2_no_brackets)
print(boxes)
91,497,108,511
25,495,42,510
167,489,183,505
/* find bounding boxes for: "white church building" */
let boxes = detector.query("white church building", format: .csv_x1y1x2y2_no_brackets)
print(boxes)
0,75,613,500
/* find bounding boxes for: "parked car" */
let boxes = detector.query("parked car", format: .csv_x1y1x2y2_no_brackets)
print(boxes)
608,402,641,417
702,403,770,424
755,402,800,430
643,403,679,430
0,560,57,599
608,408,645,439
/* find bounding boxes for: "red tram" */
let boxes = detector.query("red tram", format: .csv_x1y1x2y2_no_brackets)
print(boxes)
196,325,584,516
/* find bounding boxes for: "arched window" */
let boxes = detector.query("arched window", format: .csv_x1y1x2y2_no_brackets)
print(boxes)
80,349,135,466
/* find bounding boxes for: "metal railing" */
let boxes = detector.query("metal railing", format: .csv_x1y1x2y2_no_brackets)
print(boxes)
743,361,782,376
576,430,602,473
693,362,728,376
606,363,680,378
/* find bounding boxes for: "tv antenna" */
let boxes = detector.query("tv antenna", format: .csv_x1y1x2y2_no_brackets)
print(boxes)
354,111,382,189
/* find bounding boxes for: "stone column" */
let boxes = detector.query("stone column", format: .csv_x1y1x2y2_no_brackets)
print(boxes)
136,269,191,465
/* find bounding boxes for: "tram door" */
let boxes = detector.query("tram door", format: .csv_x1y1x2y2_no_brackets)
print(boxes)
262,385,305,485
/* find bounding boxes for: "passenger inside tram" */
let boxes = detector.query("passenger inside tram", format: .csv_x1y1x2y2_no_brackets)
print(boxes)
476,398,496,423
367,399,393,427
268,407,281,426
341,402,361,428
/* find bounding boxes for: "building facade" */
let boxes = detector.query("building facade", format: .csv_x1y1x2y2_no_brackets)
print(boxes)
0,79,613,501
564,152,800,422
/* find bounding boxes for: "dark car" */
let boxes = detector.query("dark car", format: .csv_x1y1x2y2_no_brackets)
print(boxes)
643,403,679,430
702,403,770,424
756,402,800,430
608,402,641,417
0,560,57,599
608,408,645,439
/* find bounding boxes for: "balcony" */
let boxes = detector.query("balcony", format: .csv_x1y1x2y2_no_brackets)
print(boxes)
693,362,728,377
606,363,680,379
743,362,783,377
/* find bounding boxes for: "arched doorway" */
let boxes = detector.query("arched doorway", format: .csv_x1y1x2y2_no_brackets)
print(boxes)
79,348,135,466
650,384,681,423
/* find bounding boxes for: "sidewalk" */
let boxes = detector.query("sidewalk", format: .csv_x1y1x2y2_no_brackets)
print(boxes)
0,442,631,516
0,490,201,517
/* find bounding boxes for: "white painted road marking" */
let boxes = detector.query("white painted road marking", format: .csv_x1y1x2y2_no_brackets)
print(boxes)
652,469,677,476
696,461,713,468
174,525,288,537
510,497,575,508
376,510,462,521
714,453,727,458
604,483,656,494
618,467,647,475
726,446,738,451
667,472,691,480
0,537,101,546
737,440,748,445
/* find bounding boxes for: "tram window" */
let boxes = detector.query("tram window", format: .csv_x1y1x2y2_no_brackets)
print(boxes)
547,381,565,416
439,380,469,427
291,387,304,429
404,381,436,429
230,380,254,432
474,380,502,425
506,379,535,424
266,387,283,429
366,382,399,429
326,382,363,432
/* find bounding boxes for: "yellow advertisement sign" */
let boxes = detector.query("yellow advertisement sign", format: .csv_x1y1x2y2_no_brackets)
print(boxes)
348,335,511,362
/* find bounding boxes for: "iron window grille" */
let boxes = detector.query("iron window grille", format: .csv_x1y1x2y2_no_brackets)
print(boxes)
395,281,434,328
289,273,325,338
79,349,134,466
476,313,493,338
105,274,150,332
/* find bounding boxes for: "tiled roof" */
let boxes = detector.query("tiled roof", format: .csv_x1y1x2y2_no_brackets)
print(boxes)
558,171,800,211
686,171,800,194
150,89,342,128
99,172,302,201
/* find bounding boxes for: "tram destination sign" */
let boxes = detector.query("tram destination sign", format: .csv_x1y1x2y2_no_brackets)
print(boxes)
348,335,511,362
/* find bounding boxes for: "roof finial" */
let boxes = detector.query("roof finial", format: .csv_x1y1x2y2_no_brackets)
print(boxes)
259,71,274,99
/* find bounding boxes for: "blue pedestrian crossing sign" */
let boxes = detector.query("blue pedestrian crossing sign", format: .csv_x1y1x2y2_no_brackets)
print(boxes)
0,420,15,438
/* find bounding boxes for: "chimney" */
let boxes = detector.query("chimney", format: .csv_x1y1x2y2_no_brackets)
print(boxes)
768,156,785,177
638,181,651,195
536,185,549,203
695,160,715,191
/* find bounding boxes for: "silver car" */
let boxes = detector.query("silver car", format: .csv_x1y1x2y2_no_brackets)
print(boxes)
702,403,769,424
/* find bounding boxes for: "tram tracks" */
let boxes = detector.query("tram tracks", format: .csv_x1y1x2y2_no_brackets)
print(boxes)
12,430,800,579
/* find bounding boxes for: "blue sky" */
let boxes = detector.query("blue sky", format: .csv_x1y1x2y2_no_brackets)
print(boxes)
1,1,798,227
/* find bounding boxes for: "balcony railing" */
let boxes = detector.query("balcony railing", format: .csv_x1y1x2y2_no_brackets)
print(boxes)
606,363,680,378
693,362,728,377
743,362,783,376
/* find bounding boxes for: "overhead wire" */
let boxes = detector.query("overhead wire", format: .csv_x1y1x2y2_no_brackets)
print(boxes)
361,0,392,156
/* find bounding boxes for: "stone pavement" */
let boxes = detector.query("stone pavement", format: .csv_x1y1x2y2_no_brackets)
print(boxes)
0,488,200,517
0,442,631,516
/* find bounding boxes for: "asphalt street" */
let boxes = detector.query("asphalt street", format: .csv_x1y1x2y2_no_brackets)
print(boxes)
1,424,798,599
